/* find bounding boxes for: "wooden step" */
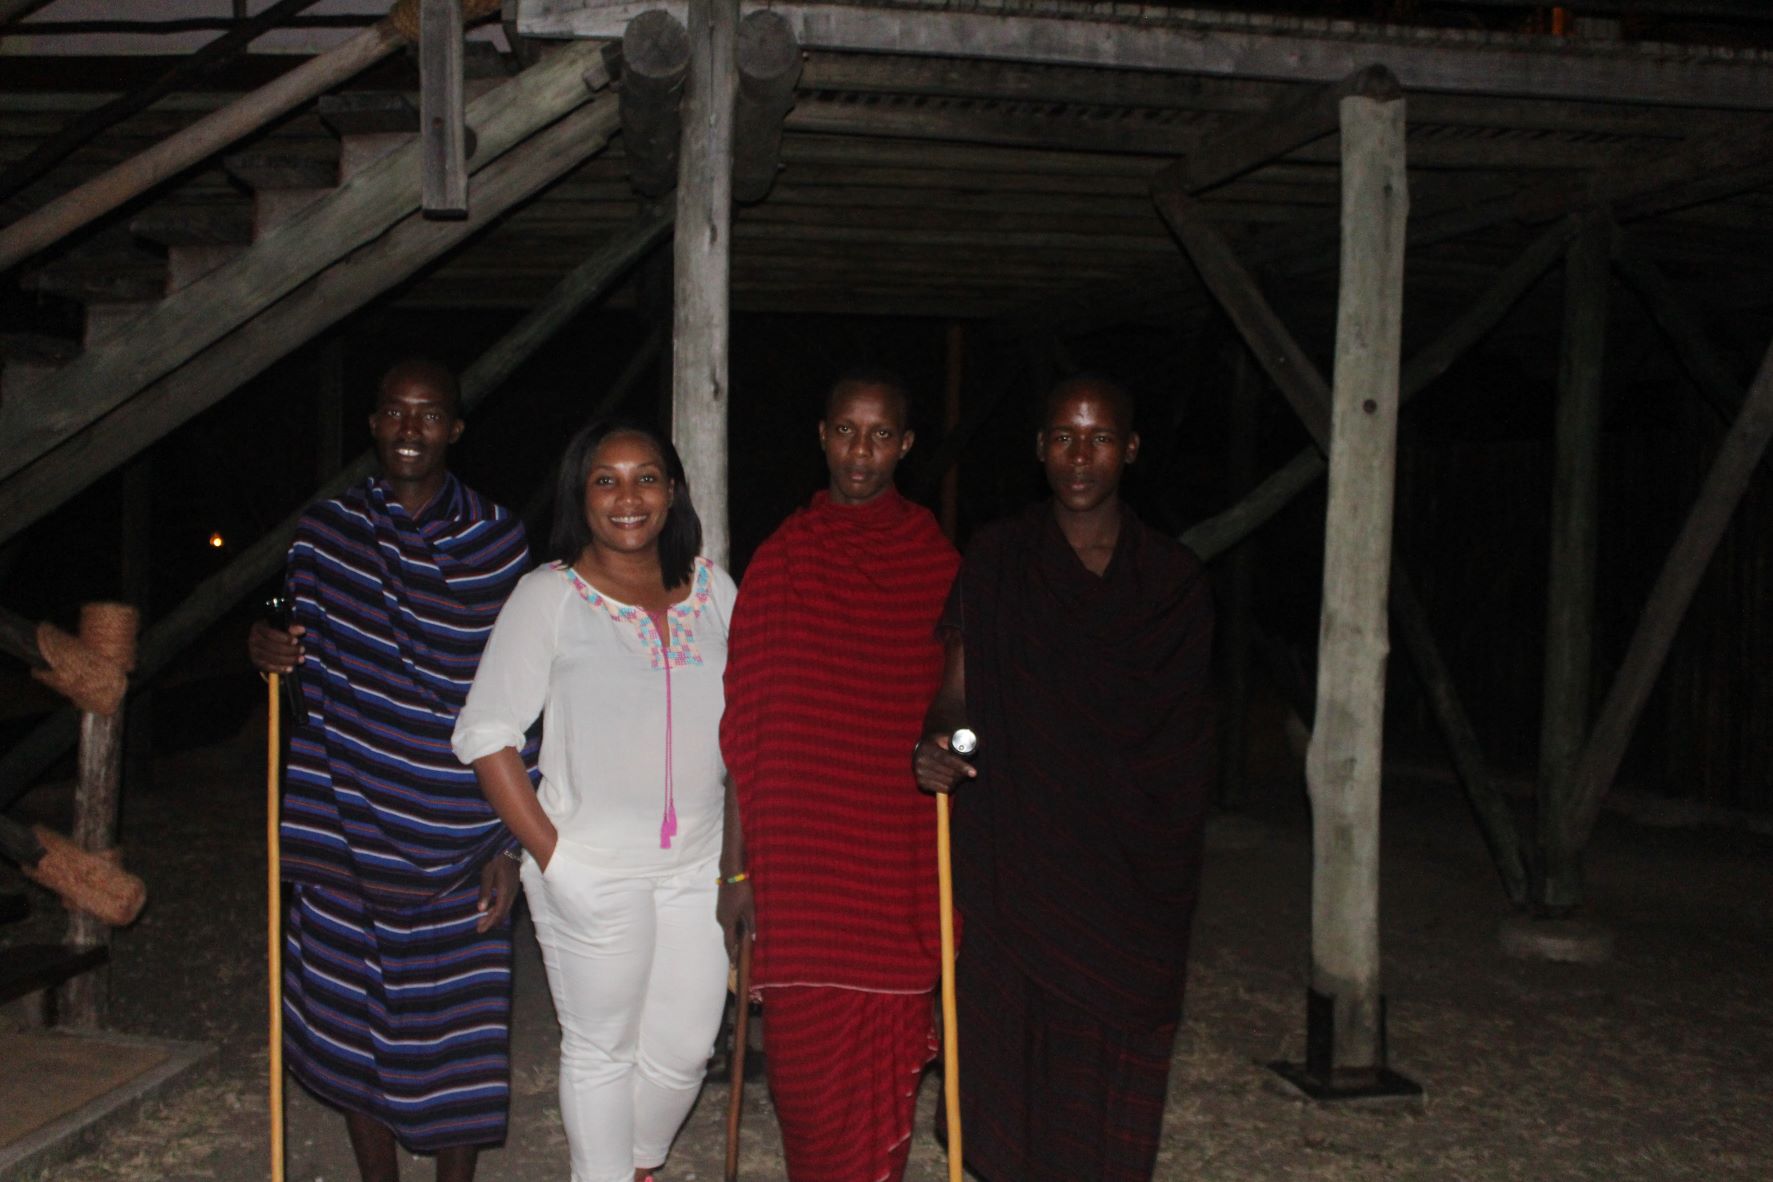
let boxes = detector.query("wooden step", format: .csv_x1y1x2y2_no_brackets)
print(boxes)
0,332,77,412
129,204,255,293
223,151,340,238
25,262,164,305
319,93,419,182
130,204,254,248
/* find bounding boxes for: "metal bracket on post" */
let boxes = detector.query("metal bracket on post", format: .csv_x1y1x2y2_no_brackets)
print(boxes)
1268,990,1422,1102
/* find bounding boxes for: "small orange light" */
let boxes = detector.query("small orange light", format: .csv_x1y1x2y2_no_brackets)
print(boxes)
208,532,225,549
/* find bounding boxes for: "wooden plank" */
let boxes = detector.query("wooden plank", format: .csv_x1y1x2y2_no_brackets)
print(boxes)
1169,64,1399,195
0,209,670,807
782,94,1199,157
1560,331,1773,852
732,9,802,203
672,0,739,565
0,99,627,551
1612,235,1754,422
1154,189,1333,444
1535,216,1610,912
1181,220,1574,563
519,0,1773,110
420,0,469,218
0,40,609,487
1305,91,1407,1075
0,603,46,667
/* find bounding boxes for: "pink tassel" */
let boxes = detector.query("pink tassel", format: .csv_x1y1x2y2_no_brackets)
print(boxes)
660,802,678,850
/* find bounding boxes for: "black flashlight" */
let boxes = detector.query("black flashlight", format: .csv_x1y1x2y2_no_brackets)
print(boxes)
263,595,307,728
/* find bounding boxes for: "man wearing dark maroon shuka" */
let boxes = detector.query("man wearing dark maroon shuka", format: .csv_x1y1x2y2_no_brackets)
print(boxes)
916,375,1216,1182
720,372,960,1182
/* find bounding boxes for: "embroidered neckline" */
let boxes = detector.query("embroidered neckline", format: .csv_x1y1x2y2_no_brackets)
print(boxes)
557,559,713,670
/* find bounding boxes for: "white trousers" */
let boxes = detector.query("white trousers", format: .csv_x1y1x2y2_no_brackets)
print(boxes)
522,847,729,1182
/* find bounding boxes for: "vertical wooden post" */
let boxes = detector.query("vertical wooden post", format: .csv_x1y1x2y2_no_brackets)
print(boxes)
941,322,964,539
1304,90,1408,1080
1220,344,1259,808
1537,217,1610,912
420,0,469,218
673,0,738,565
57,604,139,1030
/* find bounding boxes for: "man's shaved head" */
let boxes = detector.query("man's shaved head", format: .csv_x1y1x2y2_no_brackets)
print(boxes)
379,357,461,415
1043,373,1134,434
825,367,911,427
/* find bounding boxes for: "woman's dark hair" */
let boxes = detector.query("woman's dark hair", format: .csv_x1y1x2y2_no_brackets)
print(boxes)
549,417,702,589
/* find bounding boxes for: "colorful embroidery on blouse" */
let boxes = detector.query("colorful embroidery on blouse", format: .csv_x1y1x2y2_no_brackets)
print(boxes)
559,559,715,671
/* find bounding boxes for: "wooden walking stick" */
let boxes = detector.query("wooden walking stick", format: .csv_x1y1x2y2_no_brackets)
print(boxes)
938,725,976,1182
937,792,963,1182
724,932,753,1182
266,671,286,1182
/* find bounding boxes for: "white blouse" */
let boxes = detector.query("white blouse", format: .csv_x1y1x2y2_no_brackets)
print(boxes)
452,557,736,874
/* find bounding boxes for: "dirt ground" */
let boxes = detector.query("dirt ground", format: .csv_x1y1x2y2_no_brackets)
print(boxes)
5,708,1772,1182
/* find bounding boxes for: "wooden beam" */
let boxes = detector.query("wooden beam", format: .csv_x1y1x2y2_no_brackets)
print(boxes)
0,1,55,26
0,603,46,668
0,40,610,486
1536,216,1611,912
1166,64,1399,196
732,9,802,203
0,97,629,550
420,0,469,218
1611,236,1749,423
1154,189,1332,445
1162,154,1534,914
673,0,739,566
1559,331,1773,853
620,9,690,197
1305,89,1407,1077
780,97,1195,158
0,210,671,808
1389,565,1530,906
519,0,1773,110
0,19,406,272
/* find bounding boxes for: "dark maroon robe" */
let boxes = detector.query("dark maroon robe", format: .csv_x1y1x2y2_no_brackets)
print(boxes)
944,500,1215,1182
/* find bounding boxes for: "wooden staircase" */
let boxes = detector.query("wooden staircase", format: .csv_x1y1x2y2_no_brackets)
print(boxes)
0,39,619,546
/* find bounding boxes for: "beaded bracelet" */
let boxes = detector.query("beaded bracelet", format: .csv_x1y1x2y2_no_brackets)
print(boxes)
717,870,750,886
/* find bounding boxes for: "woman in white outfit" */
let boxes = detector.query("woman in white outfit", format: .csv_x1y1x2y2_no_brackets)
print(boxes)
453,419,735,1182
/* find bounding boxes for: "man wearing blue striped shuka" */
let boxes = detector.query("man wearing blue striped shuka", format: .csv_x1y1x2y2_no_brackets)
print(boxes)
250,359,534,1182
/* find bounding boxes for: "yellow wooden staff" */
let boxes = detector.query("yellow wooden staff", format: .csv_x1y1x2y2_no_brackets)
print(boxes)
938,725,976,1182
266,672,285,1182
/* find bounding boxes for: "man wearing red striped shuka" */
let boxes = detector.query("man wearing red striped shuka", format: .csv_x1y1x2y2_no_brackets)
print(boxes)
719,371,960,1182
916,375,1216,1182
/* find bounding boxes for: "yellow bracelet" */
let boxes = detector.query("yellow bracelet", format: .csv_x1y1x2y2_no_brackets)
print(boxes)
718,870,749,886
